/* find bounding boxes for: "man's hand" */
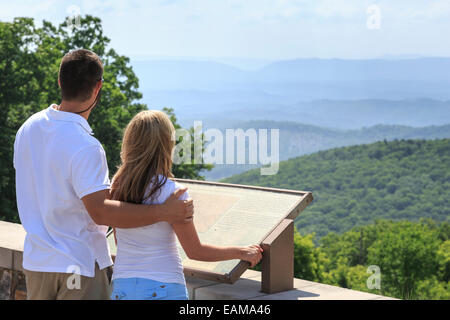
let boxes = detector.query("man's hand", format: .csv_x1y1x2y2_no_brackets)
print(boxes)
161,188,194,224
239,245,264,268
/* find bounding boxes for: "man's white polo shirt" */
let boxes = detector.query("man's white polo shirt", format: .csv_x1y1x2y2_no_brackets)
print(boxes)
14,105,113,277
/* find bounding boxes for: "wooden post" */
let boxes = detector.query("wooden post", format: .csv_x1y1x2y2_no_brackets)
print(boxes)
260,219,294,294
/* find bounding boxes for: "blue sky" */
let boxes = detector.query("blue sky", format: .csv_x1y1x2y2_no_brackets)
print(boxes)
1,0,450,62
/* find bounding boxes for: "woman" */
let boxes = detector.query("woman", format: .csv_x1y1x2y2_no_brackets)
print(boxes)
110,110,263,300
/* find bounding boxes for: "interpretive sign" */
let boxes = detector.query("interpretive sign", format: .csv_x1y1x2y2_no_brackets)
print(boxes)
107,179,313,291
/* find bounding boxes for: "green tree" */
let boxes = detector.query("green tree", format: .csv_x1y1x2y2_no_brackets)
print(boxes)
416,277,450,300
312,220,449,299
366,221,441,299
0,16,211,222
293,230,325,282
163,107,213,179
321,259,381,294
1,18,42,222
436,240,450,282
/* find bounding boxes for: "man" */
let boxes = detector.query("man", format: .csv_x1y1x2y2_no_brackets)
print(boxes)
13,49,194,300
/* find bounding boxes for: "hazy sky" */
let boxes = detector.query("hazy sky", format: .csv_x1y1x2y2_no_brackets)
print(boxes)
1,0,450,62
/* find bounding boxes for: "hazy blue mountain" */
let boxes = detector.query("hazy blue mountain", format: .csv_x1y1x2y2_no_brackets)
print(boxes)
256,58,450,82
131,58,450,130
132,57,450,102
143,96,450,131
130,57,450,181
290,99,450,129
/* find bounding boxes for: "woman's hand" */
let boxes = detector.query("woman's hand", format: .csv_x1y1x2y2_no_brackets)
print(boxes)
239,245,264,267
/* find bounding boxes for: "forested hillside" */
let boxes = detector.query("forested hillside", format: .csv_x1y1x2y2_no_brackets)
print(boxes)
223,139,450,239
205,122,450,180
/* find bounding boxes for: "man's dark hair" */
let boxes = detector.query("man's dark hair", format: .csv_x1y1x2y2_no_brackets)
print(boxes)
58,49,103,102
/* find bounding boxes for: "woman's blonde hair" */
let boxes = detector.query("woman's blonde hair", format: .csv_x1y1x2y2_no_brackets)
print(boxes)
111,110,175,203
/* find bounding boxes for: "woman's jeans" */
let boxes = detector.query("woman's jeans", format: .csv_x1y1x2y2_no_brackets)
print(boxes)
111,277,189,300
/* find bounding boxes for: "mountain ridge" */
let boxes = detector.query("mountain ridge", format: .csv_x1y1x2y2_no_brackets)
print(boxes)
222,139,450,239
203,122,450,180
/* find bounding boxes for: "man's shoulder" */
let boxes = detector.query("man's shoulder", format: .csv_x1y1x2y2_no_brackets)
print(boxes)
16,108,48,133
61,119,103,153
15,107,100,145
70,137,105,163
77,133,103,149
